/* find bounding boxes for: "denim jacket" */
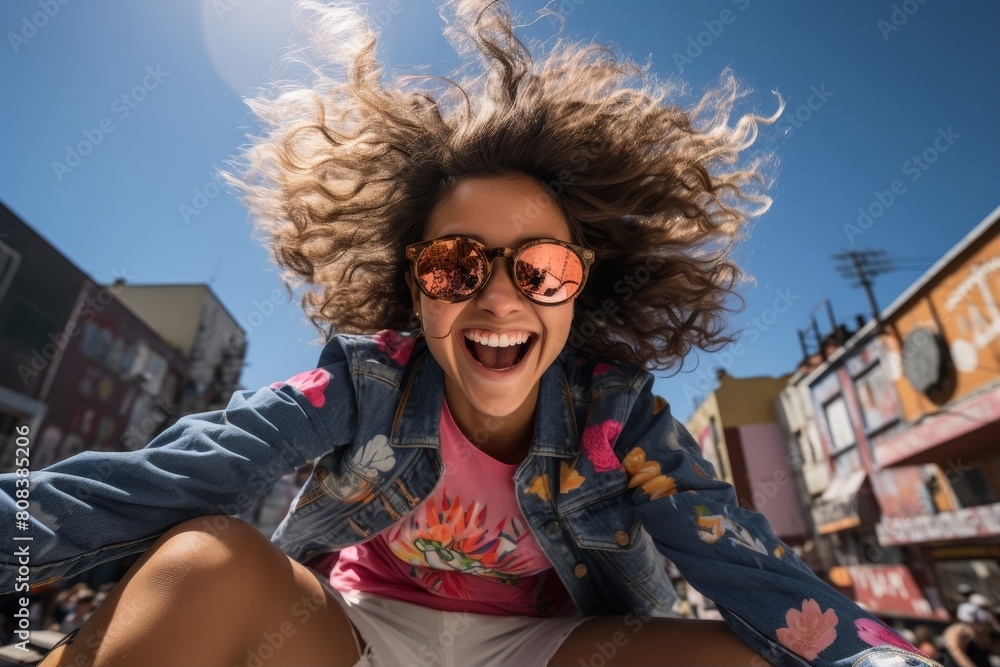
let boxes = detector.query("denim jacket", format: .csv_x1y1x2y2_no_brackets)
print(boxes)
1,331,936,667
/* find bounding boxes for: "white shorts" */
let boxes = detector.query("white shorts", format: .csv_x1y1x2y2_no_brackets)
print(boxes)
312,570,592,667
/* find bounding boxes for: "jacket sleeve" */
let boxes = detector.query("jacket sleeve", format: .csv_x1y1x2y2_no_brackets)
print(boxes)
0,344,358,594
618,376,940,667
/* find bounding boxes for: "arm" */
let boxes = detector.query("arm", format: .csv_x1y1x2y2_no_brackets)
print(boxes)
942,624,976,667
0,346,358,594
616,376,936,667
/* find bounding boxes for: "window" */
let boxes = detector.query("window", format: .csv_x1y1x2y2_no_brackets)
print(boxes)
824,396,856,453
949,462,998,508
833,447,862,477
0,297,57,352
0,241,21,307
853,363,899,433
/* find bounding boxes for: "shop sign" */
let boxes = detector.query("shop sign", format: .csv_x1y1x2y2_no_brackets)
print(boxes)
814,471,868,535
876,501,1000,545
873,383,1000,465
847,565,949,620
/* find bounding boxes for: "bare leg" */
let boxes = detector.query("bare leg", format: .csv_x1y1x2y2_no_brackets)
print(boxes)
38,516,359,667
548,616,771,667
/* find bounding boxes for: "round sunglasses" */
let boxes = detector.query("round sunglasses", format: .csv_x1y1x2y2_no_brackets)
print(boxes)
405,235,596,305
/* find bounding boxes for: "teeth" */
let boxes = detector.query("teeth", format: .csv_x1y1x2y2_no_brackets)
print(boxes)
463,329,531,347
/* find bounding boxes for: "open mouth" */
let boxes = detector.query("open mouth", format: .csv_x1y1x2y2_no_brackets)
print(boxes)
463,329,534,371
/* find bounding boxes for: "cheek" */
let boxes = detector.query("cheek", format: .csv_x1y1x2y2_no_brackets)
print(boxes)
542,306,575,344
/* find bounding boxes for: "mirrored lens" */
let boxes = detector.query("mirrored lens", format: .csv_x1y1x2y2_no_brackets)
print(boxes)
516,244,585,304
415,238,487,300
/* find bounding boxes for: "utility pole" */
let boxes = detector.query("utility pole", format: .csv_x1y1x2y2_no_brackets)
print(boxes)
832,249,893,326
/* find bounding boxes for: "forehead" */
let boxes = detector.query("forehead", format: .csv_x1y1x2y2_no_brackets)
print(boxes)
424,175,572,244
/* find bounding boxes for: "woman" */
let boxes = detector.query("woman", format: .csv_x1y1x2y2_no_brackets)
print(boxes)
4,1,941,666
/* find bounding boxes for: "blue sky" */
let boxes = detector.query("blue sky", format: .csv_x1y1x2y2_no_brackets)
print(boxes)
1,0,997,422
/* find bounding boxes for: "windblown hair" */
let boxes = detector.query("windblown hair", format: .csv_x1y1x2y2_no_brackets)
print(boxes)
228,0,781,371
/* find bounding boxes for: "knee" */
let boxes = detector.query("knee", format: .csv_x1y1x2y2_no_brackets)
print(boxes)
145,515,280,583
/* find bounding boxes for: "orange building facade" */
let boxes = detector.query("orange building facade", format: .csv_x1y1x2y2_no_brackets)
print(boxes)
796,205,1000,624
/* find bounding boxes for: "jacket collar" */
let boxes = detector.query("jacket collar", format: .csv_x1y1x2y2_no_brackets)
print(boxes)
389,339,580,458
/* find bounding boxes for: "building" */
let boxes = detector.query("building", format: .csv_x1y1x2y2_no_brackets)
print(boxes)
110,283,246,416
0,203,187,470
792,204,1000,623
685,371,807,544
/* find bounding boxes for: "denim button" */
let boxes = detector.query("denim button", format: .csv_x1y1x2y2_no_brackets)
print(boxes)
546,521,561,537
574,563,588,578
614,530,630,547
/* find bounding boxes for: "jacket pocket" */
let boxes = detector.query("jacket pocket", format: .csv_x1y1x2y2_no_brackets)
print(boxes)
560,499,672,612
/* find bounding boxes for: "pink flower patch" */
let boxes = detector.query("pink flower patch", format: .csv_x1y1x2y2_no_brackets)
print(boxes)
593,362,620,377
776,599,839,661
374,330,416,366
269,368,330,408
581,420,623,472
855,618,919,654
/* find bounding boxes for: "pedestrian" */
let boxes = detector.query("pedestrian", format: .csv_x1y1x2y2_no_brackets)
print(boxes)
942,606,997,667
914,624,944,664
48,589,96,635
2,2,943,666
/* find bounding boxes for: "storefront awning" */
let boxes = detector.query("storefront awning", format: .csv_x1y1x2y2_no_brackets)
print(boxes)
814,470,870,534
845,564,949,620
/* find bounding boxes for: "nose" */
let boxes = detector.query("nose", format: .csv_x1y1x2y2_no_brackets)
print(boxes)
474,257,525,318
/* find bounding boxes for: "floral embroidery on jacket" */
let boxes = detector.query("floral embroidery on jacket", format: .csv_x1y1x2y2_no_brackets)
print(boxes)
581,420,623,472
855,618,920,654
623,447,677,499
593,362,621,377
559,461,585,495
325,434,395,503
776,598,839,661
373,329,416,366
269,368,330,408
526,474,552,502
694,505,767,554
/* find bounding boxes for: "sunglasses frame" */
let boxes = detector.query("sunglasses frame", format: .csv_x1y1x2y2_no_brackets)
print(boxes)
405,235,596,305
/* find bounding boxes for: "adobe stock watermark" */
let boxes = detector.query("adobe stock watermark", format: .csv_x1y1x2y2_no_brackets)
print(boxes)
17,271,133,387
179,170,227,224
843,126,959,244
565,254,666,351
761,84,834,153
368,0,416,28
405,611,476,667
120,397,179,451
511,139,608,235
7,0,72,54
221,289,289,356
680,287,800,404
670,0,751,72
578,612,653,667
877,0,929,41
212,0,247,21
543,0,588,32
51,65,170,182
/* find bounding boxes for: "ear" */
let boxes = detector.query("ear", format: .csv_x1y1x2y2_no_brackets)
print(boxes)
404,271,420,313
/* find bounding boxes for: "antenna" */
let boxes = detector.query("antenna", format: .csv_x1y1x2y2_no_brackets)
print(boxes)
207,256,223,286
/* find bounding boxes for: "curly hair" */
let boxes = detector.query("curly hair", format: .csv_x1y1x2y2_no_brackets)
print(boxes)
227,0,781,371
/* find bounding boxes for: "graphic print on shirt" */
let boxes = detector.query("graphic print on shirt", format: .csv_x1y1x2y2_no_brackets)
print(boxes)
386,490,536,590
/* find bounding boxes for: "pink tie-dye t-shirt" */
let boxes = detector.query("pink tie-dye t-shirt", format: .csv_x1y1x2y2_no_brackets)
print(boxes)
328,401,572,616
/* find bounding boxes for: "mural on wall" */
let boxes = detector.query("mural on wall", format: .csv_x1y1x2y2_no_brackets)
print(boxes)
946,255,1000,375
